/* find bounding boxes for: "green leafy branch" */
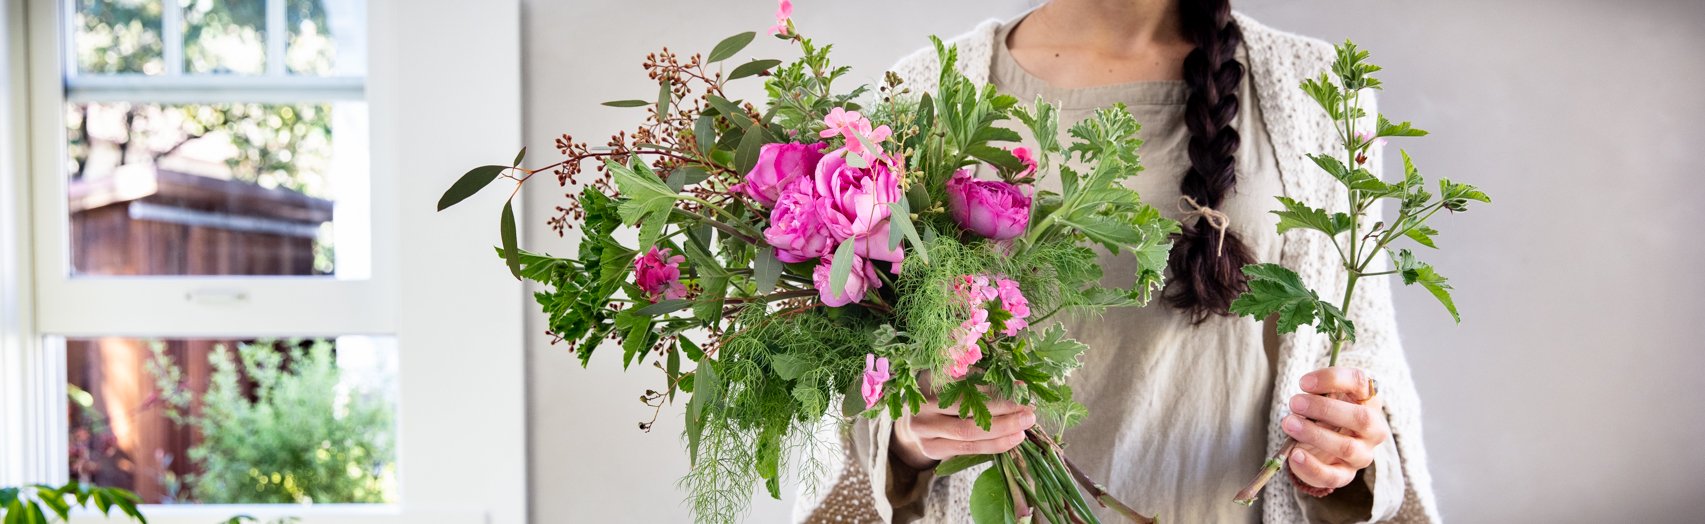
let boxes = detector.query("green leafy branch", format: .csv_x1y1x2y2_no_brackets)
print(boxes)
0,483,144,524
1228,40,1491,506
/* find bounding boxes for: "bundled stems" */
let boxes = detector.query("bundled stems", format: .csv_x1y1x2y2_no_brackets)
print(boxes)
996,429,1155,524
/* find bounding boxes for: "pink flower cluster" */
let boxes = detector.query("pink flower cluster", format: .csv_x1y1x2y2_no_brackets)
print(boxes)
945,274,1032,379
633,246,688,302
768,0,792,36
748,110,905,307
861,353,891,409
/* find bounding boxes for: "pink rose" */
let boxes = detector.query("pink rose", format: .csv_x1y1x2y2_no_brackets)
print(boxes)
861,353,891,409
1011,146,1038,179
633,247,687,302
946,169,1031,241
734,142,825,208
811,255,881,307
814,151,904,264
763,178,835,263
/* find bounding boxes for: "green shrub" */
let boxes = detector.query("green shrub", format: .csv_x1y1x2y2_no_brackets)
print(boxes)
150,340,395,503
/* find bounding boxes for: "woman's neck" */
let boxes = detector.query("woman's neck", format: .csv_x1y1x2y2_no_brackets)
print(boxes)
1027,0,1185,51
1007,0,1193,86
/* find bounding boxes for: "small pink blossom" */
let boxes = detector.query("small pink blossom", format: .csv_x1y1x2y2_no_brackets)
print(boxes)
768,0,793,36
1355,130,1387,149
633,247,687,302
946,307,990,379
861,353,891,409
1010,146,1038,179
995,278,1031,336
818,108,892,163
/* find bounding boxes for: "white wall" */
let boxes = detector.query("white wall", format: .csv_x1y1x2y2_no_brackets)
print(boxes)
520,1,1705,522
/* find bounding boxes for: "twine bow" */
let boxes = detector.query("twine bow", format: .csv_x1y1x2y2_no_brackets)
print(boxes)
1178,196,1231,256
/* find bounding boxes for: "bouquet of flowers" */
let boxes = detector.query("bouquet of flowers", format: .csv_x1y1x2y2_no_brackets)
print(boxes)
438,4,1175,523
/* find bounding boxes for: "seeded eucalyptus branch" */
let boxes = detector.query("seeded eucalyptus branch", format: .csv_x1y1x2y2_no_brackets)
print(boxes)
1227,41,1490,506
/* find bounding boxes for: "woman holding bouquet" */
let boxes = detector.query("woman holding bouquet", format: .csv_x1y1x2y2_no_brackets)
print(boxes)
800,1,1436,522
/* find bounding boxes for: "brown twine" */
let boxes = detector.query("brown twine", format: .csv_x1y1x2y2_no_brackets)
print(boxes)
1178,195,1231,257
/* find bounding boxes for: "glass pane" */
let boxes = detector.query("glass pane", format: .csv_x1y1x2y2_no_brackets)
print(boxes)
287,0,366,76
183,0,267,74
64,101,371,277
74,0,167,74
63,336,399,504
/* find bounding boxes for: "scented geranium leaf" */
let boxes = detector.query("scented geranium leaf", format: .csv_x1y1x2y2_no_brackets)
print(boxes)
1398,151,1433,213
1393,249,1459,322
1013,97,1061,157
1316,301,1357,343
1230,263,1323,334
1066,105,1142,167
1439,178,1492,212
937,379,994,430
967,144,1024,174
1376,114,1428,138
607,159,678,243
1272,196,1352,236
971,126,1023,145
969,466,1017,524
1301,72,1345,120
936,455,994,476
1039,395,1087,432
1405,224,1440,248
728,58,782,80
706,31,756,63
1307,153,1352,183
1030,324,1088,375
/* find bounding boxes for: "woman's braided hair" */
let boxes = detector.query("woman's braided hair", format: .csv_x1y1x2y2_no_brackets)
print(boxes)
1167,0,1253,322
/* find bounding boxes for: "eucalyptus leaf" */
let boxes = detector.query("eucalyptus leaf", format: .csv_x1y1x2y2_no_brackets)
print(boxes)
437,165,506,211
729,59,782,80
706,31,756,63
602,99,650,108
500,201,520,279
828,238,857,302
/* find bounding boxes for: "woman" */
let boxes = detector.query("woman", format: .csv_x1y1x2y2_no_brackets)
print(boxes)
796,1,1436,522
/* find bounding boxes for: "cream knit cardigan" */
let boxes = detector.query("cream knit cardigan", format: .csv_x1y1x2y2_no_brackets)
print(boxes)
795,12,1439,524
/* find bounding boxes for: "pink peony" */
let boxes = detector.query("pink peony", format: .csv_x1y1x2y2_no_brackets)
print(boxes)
946,170,1031,241
633,247,687,302
861,353,891,409
768,0,793,36
814,151,904,264
811,255,881,307
1011,146,1038,179
734,142,825,208
763,178,835,263
818,108,892,163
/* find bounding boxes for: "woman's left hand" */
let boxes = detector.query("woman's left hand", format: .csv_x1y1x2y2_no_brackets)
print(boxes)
1282,366,1389,490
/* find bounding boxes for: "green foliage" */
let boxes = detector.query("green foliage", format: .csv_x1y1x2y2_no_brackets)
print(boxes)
149,340,394,504
0,482,145,524
969,466,1016,524
1236,40,1490,360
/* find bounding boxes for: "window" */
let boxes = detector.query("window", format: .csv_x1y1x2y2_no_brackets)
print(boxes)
6,0,527,522
35,0,401,508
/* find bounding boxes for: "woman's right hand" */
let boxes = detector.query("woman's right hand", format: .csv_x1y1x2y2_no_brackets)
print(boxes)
890,375,1037,470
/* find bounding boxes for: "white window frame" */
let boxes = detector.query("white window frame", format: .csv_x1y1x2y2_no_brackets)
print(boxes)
2,1,528,523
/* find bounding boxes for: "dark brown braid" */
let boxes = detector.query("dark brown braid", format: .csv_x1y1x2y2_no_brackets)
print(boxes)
1167,0,1254,322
